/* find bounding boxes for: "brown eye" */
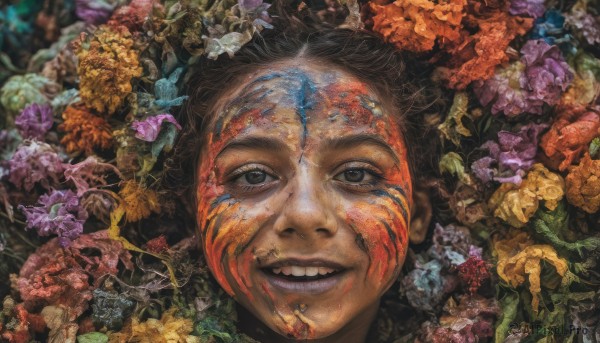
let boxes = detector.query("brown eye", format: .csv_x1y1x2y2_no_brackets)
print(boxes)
344,169,365,182
245,170,267,184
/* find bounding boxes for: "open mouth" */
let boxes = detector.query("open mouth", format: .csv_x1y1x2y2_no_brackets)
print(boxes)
260,263,347,294
263,266,341,281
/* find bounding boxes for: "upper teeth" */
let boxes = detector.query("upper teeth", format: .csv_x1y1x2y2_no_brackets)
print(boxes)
272,266,336,276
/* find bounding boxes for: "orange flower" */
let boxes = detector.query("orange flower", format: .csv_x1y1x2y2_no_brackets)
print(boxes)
566,153,600,213
436,10,533,89
59,103,113,155
118,180,161,222
370,0,465,52
540,104,600,171
75,25,142,115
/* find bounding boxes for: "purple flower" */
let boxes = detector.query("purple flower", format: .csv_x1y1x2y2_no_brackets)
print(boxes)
14,103,53,140
474,40,573,116
131,114,182,142
521,39,573,107
565,10,600,46
509,0,545,19
471,122,548,185
75,0,116,25
8,140,65,192
19,189,88,247
473,62,539,116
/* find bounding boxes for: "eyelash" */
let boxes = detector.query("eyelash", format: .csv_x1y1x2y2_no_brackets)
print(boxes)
226,162,385,194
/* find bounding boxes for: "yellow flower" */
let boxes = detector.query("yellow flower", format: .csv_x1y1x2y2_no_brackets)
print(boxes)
118,180,161,222
494,231,569,314
109,309,200,343
566,153,600,213
488,164,565,227
76,25,142,115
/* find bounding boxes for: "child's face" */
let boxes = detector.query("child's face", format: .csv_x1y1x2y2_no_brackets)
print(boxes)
196,61,412,340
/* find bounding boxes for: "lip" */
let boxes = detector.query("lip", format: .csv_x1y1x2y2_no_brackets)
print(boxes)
260,258,348,294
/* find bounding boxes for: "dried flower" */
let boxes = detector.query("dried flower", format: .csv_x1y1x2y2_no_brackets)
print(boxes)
17,231,133,320
14,103,53,140
565,6,600,45
436,10,533,89
427,223,473,267
59,104,113,154
0,74,60,124
0,302,45,343
18,189,88,247
154,68,189,110
131,114,182,142
401,259,449,312
474,39,573,116
75,0,116,25
41,305,79,343
91,289,135,331
146,235,169,254
81,191,117,224
8,140,64,192
488,163,565,227
471,122,548,184
457,256,490,294
494,231,569,313
560,52,600,106
508,0,545,18
76,25,142,115
118,180,161,222
107,0,156,32
520,39,573,107
107,308,198,342
370,0,465,53
540,105,600,171
566,153,600,213
64,156,122,196
437,92,482,146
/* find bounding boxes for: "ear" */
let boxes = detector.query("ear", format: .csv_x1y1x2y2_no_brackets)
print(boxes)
409,188,432,244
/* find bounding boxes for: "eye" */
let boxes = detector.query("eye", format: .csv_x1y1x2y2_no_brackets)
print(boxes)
227,164,278,193
333,163,383,189
244,170,267,184
342,169,366,183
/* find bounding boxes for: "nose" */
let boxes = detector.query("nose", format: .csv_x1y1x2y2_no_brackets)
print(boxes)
273,168,337,239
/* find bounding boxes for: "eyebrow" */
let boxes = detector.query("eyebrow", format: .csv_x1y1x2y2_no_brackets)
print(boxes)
216,136,289,159
325,134,400,164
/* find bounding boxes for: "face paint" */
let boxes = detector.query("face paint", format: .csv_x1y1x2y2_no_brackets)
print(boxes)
196,62,412,341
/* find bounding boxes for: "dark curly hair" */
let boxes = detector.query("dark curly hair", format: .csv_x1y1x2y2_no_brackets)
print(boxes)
164,1,445,216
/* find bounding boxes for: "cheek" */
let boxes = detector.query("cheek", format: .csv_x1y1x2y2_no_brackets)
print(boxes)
345,185,410,288
196,159,266,299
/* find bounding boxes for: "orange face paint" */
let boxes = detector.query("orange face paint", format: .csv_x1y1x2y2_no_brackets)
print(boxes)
196,63,412,341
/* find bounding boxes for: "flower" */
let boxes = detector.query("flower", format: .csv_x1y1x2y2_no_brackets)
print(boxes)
64,156,122,196
560,52,600,106
91,289,135,331
14,103,54,140
0,74,60,124
59,104,113,154
457,256,490,294
566,153,600,213
488,163,565,227
146,235,170,254
75,25,142,115
471,122,548,185
401,259,449,312
436,9,533,89
81,191,116,224
131,114,182,142
118,180,161,222
494,231,569,313
474,39,573,116
565,5,600,45
427,223,473,267
520,39,573,107
509,0,545,18
437,92,482,146
16,231,133,320
8,140,64,192
540,104,600,171
18,189,88,247
108,308,199,342
75,0,116,25
107,0,157,32
369,0,465,53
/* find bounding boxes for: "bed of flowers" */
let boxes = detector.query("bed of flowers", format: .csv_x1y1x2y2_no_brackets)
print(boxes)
0,0,598,342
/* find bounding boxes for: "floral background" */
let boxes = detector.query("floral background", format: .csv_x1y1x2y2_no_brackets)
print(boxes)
0,0,598,342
